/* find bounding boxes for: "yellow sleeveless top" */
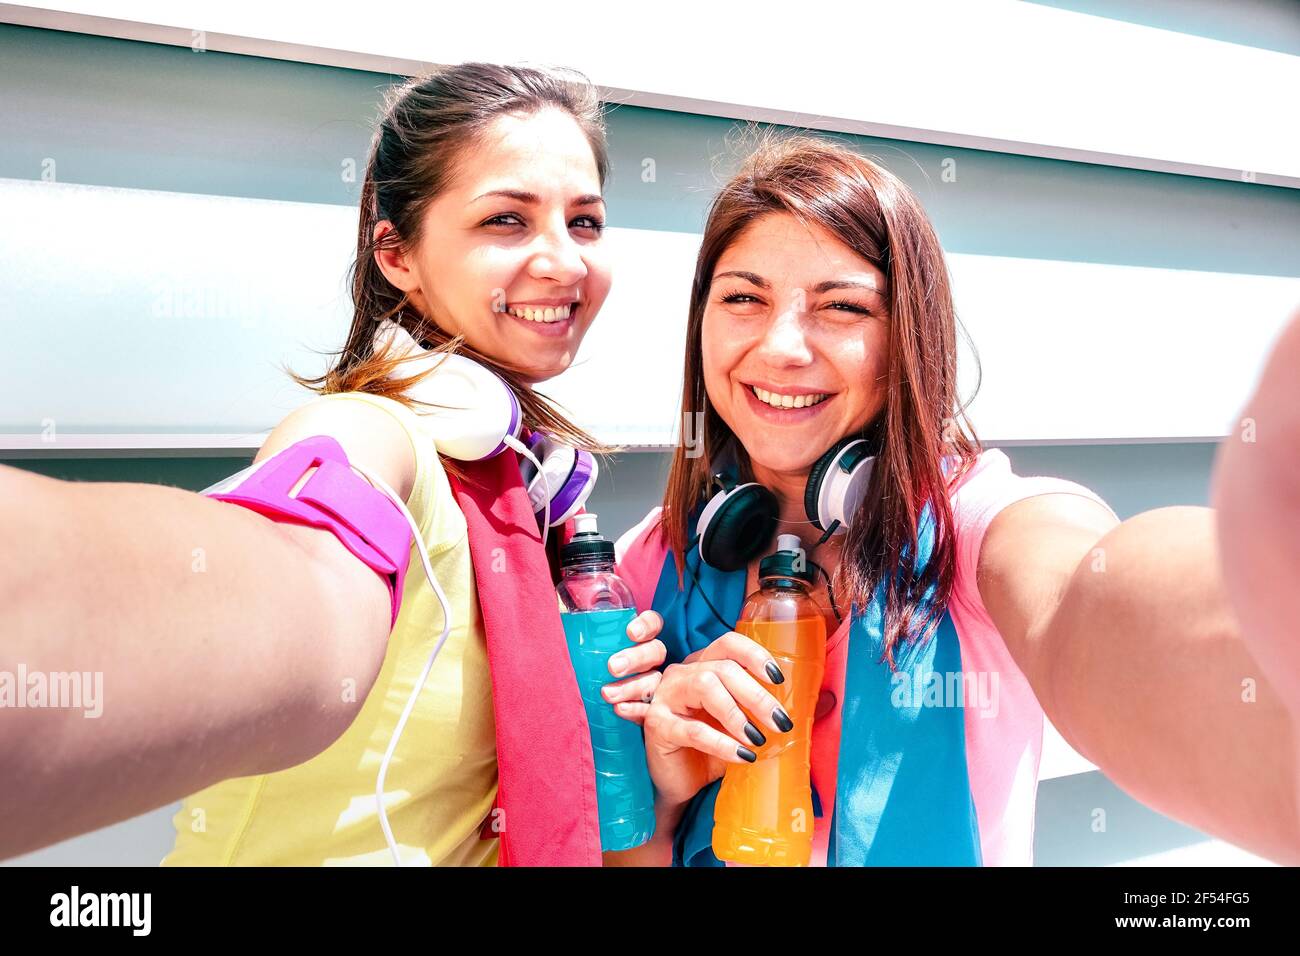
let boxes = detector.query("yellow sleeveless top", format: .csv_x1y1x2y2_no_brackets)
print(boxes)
163,391,499,866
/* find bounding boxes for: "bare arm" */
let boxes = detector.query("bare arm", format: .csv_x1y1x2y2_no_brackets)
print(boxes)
1212,309,1300,713
0,397,412,859
980,495,1300,863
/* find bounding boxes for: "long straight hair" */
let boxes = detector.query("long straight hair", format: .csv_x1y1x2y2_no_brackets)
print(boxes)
661,133,983,669
291,63,613,471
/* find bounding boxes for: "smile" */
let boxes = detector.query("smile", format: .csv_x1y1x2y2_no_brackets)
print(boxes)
506,303,574,323
742,383,835,423
748,384,829,409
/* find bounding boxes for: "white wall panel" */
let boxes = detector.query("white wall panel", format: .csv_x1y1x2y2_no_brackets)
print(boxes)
2,1,1296,186
2,178,1295,453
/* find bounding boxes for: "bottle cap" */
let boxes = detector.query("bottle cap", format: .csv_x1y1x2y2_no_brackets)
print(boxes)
759,535,816,585
561,512,615,565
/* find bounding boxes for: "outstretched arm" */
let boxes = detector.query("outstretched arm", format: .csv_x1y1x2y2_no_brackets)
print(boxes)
1212,310,1300,720
980,494,1300,864
0,398,408,860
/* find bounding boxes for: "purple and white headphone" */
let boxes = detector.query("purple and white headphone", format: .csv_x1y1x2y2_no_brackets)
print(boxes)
375,319,598,540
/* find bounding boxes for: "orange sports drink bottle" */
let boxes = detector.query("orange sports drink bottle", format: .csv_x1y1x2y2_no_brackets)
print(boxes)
712,534,827,866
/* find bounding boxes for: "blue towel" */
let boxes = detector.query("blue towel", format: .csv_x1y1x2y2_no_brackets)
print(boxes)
650,497,983,866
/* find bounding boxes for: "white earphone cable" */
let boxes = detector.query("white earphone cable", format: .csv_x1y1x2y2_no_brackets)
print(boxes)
348,438,554,865
347,462,453,867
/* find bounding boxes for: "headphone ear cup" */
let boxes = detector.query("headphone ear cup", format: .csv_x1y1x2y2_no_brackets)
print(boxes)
804,444,841,530
549,449,597,526
806,437,876,533
521,433,598,527
377,319,522,461
700,483,779,572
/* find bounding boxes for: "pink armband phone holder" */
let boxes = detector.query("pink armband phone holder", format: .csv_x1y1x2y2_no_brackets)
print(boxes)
202,435,413,627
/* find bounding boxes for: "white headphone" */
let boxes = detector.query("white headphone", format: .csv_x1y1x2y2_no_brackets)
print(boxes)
374,318,598,537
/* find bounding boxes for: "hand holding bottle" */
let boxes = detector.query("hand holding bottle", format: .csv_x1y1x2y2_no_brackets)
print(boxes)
640,631,793,810
711,535,827,865
599,609,668,725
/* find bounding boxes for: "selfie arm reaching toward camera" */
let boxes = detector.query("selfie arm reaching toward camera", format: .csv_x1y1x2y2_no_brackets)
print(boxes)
981,491,1300,865
0,400,406,860
1212,309,1300,835
1212,310,1300,721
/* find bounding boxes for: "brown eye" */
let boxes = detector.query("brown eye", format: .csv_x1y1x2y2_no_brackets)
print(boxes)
825,300,872,316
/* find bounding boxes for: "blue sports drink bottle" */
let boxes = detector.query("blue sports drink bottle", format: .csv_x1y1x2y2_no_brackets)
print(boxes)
556,513,656,851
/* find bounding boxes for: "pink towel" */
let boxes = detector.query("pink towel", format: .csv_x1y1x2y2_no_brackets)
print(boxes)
447,449,602,866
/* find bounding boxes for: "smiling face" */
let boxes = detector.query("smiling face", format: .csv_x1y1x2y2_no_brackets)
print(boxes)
702,212,890,485
374,107,611,384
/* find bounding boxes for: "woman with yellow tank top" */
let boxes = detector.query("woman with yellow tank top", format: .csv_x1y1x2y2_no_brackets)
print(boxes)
0,63,668,867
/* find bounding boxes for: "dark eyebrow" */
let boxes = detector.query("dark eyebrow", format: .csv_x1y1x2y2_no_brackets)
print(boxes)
713,272,887,300
812,279,887,299
472,188,605,207
712,270,770,289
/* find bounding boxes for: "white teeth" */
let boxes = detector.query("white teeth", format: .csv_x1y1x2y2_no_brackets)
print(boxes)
508,303,572,322
752,386,828,409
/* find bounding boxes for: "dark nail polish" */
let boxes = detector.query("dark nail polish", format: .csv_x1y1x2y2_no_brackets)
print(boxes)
773,707,794,733
743,721,766,747
737,745,758,763
765,661,786,685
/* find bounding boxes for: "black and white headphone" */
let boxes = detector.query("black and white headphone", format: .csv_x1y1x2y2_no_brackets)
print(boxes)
695,434,880,573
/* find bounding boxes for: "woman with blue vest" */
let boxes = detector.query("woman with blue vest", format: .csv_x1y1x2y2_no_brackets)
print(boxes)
606,135,1300,866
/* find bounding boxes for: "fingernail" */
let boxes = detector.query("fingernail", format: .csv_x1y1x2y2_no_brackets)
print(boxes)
743,722,766,747
765,661,785,685
773,707,794,733
608,655,627,676
627,622,645,640
737,745,757,763
601,685,616,701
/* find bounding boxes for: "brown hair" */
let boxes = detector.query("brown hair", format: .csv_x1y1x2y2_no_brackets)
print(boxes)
660,132,982,668
291,62,611,463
